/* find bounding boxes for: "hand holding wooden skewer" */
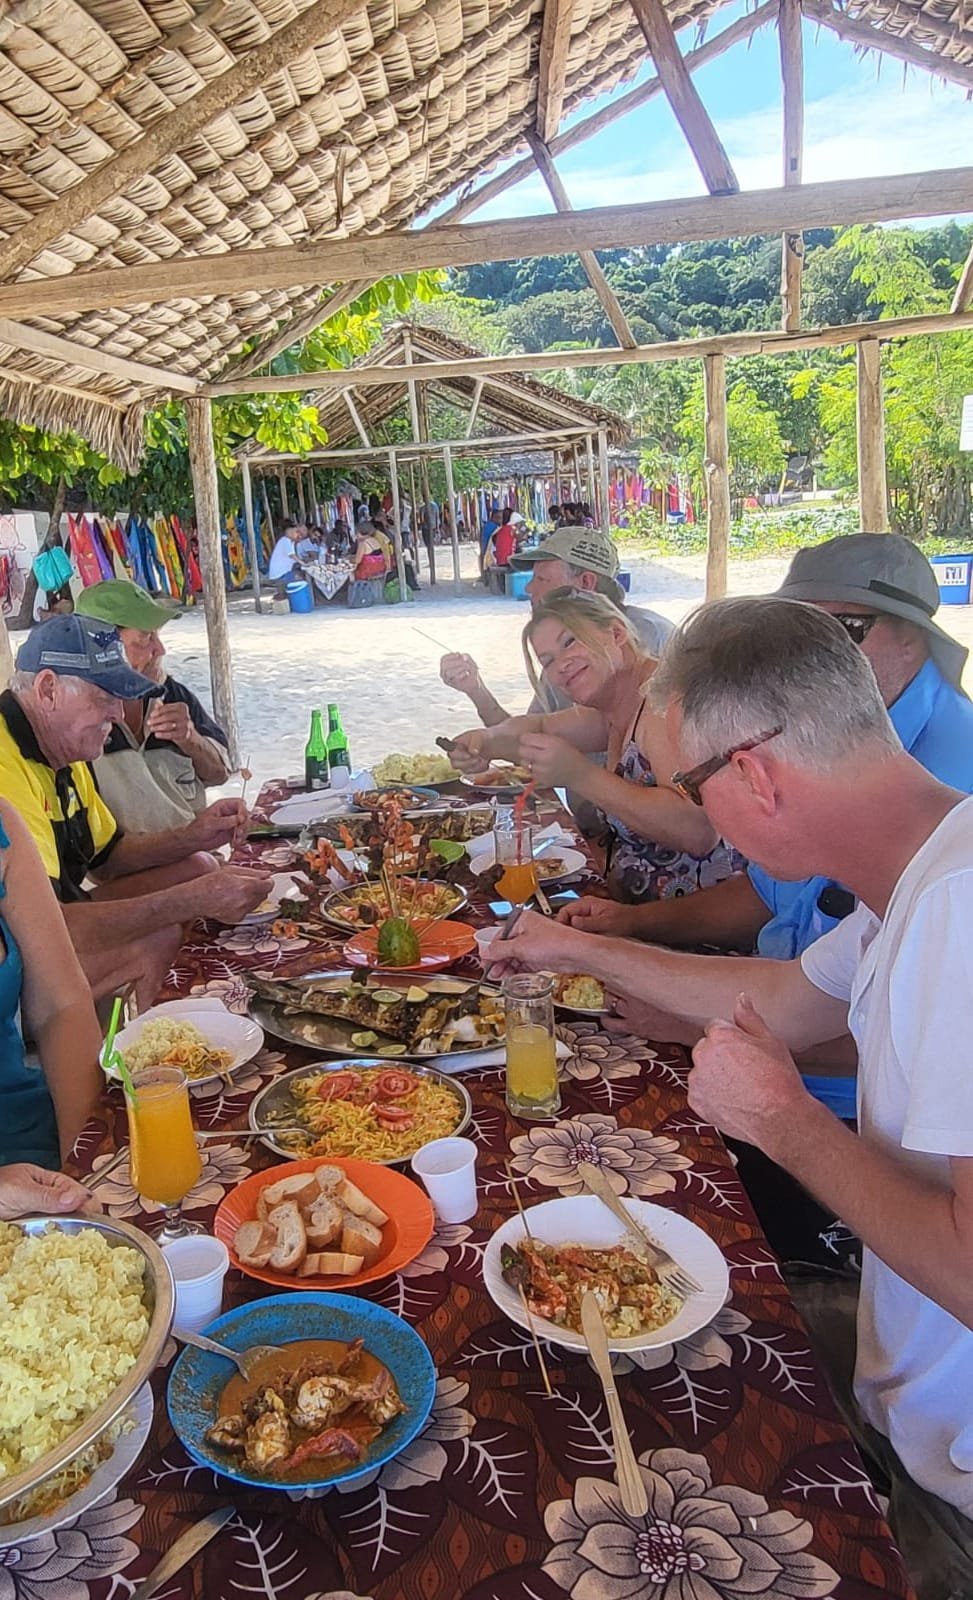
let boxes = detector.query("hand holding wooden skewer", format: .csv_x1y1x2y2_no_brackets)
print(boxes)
504,1161,553,1398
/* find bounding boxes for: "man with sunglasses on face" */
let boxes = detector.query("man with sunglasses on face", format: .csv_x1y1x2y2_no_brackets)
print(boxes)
561,533,973,1013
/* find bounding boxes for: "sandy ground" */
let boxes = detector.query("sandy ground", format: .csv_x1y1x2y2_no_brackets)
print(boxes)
13,541,973,792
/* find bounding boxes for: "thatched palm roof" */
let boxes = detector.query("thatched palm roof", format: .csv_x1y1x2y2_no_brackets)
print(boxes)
240,321,631,458
0,0,968,467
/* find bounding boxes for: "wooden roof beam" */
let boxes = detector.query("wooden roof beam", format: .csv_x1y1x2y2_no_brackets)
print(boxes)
527,133,638,349
0,318,199,394
245,424,596,464
627,0,739,194
536,0,575,143
0,0,369,283
802,0,973,90
342,389,371,448
20,165,967,325
210,308,973,398
952,243,973,312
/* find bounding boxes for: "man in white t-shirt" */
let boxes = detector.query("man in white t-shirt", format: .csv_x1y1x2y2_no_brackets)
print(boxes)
490,595,973,1595
267,520,307,592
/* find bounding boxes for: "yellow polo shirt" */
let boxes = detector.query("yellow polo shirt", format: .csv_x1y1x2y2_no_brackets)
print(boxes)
0,691,120,900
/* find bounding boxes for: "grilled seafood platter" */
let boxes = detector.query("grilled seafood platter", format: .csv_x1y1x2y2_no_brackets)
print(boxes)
246,970,504,1059
319,877,466,932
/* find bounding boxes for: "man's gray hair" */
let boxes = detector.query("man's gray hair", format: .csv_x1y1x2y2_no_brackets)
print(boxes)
649,596,901,770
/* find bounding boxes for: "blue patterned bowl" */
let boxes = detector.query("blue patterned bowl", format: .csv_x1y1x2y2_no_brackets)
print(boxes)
166,1292,437,1492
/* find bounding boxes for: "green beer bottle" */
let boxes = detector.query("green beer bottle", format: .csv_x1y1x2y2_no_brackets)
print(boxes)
304,709,329,791
326,703,352,787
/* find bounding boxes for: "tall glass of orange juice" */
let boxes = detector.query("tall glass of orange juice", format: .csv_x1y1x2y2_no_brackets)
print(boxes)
496,822,538,906
127,1066,203,1243
503,974,561,1120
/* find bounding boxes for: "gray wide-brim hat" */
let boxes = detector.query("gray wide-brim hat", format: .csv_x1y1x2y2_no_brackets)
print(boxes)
776,531,968,687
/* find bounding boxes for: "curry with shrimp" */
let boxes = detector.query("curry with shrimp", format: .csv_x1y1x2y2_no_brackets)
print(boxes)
206,1337,405,1481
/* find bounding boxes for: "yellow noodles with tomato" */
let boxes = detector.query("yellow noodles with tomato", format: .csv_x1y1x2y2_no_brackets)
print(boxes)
280,1068,461,1160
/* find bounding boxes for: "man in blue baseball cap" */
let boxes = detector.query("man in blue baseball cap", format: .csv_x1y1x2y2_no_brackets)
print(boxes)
2,614,271,1008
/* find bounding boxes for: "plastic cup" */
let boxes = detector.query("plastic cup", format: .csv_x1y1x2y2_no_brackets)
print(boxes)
474,925,502,966
162,1235,230,1334
412,1137,479,1224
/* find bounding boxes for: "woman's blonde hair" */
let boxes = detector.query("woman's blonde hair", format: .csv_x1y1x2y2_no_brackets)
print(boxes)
522,589,641,693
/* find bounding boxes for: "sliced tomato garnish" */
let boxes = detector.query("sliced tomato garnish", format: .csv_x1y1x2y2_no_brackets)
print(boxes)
316,1071,361,1101
374,1104,415,1128
374,1069,418,1101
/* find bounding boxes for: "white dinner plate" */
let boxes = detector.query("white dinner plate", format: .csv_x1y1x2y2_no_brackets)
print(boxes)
242,870,312,924
102,998,264,1088
466,836,587,883
0,1383,153,1548
268,791,356,827
482,1195,729,1353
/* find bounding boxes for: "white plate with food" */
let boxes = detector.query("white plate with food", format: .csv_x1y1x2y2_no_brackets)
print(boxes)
1,1383,154,1547
319,877,468,932
243,871,313,925
268,791,358,828
466,838,587,883
552,973,609,1015
102,999,265,1087
460,763,533,796
482,1195,729,1353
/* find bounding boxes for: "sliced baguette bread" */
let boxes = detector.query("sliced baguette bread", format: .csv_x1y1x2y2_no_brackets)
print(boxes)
234,1219,277,1269
339,1178,389,1228
267,1200,307,1273
340,1214,384,1267
298,1251,364,1277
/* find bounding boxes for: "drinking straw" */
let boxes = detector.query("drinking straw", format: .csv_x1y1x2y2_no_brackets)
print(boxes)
104,996,137,1103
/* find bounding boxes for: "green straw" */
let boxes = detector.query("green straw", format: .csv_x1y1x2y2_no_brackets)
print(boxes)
104,996,137,1103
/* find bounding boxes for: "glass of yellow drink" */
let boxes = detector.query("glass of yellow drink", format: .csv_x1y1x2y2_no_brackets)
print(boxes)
503,974,561,1120
127,1066,204,1243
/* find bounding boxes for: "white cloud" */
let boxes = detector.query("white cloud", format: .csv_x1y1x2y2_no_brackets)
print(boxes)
470,68,972,220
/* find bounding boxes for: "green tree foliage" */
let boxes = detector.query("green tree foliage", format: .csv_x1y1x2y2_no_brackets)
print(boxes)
676,377,787,501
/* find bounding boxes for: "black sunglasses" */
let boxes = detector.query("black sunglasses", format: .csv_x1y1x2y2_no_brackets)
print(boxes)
831,612,881,646
671,726,783,807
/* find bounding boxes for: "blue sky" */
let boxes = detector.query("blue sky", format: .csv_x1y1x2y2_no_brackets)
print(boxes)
464,5,972,223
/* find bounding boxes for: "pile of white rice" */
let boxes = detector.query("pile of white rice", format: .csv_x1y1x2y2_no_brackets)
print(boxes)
0,1224,149,1479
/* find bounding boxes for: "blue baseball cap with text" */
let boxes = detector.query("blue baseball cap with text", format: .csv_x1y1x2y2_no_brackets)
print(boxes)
16,614,160,700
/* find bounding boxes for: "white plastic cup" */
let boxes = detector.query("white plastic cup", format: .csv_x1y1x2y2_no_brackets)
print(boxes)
412,1137,479,1224
162,1235,230,1335
474,925,502,966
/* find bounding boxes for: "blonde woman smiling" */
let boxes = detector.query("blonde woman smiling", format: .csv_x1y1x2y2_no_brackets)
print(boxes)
451,591,741,902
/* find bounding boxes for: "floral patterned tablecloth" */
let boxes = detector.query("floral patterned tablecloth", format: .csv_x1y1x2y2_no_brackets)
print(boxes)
27,784,915,1600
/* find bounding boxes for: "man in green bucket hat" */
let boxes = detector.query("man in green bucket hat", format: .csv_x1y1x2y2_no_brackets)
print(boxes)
75,579,232,833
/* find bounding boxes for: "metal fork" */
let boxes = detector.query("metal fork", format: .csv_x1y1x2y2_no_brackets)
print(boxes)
576,1161,702,1299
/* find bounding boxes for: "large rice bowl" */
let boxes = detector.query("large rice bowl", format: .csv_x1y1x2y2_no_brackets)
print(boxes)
0,1225,149,1485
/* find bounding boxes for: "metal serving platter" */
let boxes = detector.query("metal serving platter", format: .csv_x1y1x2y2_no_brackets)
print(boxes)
248,1058,473,1163
317,878,468,933
0,1216,173,1525
248,968,503,1062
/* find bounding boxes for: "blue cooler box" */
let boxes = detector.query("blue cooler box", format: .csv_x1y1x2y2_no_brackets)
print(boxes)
930,553,973,606
506,569,532,601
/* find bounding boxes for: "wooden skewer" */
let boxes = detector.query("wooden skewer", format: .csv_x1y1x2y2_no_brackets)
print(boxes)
504,1161,554,1397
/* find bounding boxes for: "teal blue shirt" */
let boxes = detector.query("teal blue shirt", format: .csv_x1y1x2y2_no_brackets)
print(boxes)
0,818,59,1167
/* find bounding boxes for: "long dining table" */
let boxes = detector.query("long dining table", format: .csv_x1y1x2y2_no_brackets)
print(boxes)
53,781,916,1600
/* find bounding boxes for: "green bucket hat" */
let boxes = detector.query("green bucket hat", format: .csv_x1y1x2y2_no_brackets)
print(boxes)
75,580,183,631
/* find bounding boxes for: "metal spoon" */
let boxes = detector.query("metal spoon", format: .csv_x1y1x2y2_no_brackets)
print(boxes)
175,1328,286,1380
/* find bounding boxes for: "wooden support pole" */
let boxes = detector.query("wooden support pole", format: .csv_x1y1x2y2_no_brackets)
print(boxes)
343,390,371,447
387,450,409,604
466,378,485,437
952,244,973,313
278,468,289,520
443,443,461,586
16,168,973,322
703,353,730,600
184,397,239,764
241,457,263,615
527,133,637,348
856,339,888,531
295,466,307,523
536,0,575,143
627,0,739,195
778,0,805,332
597,428,611,537
585,434,597,512
259,476,275,548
